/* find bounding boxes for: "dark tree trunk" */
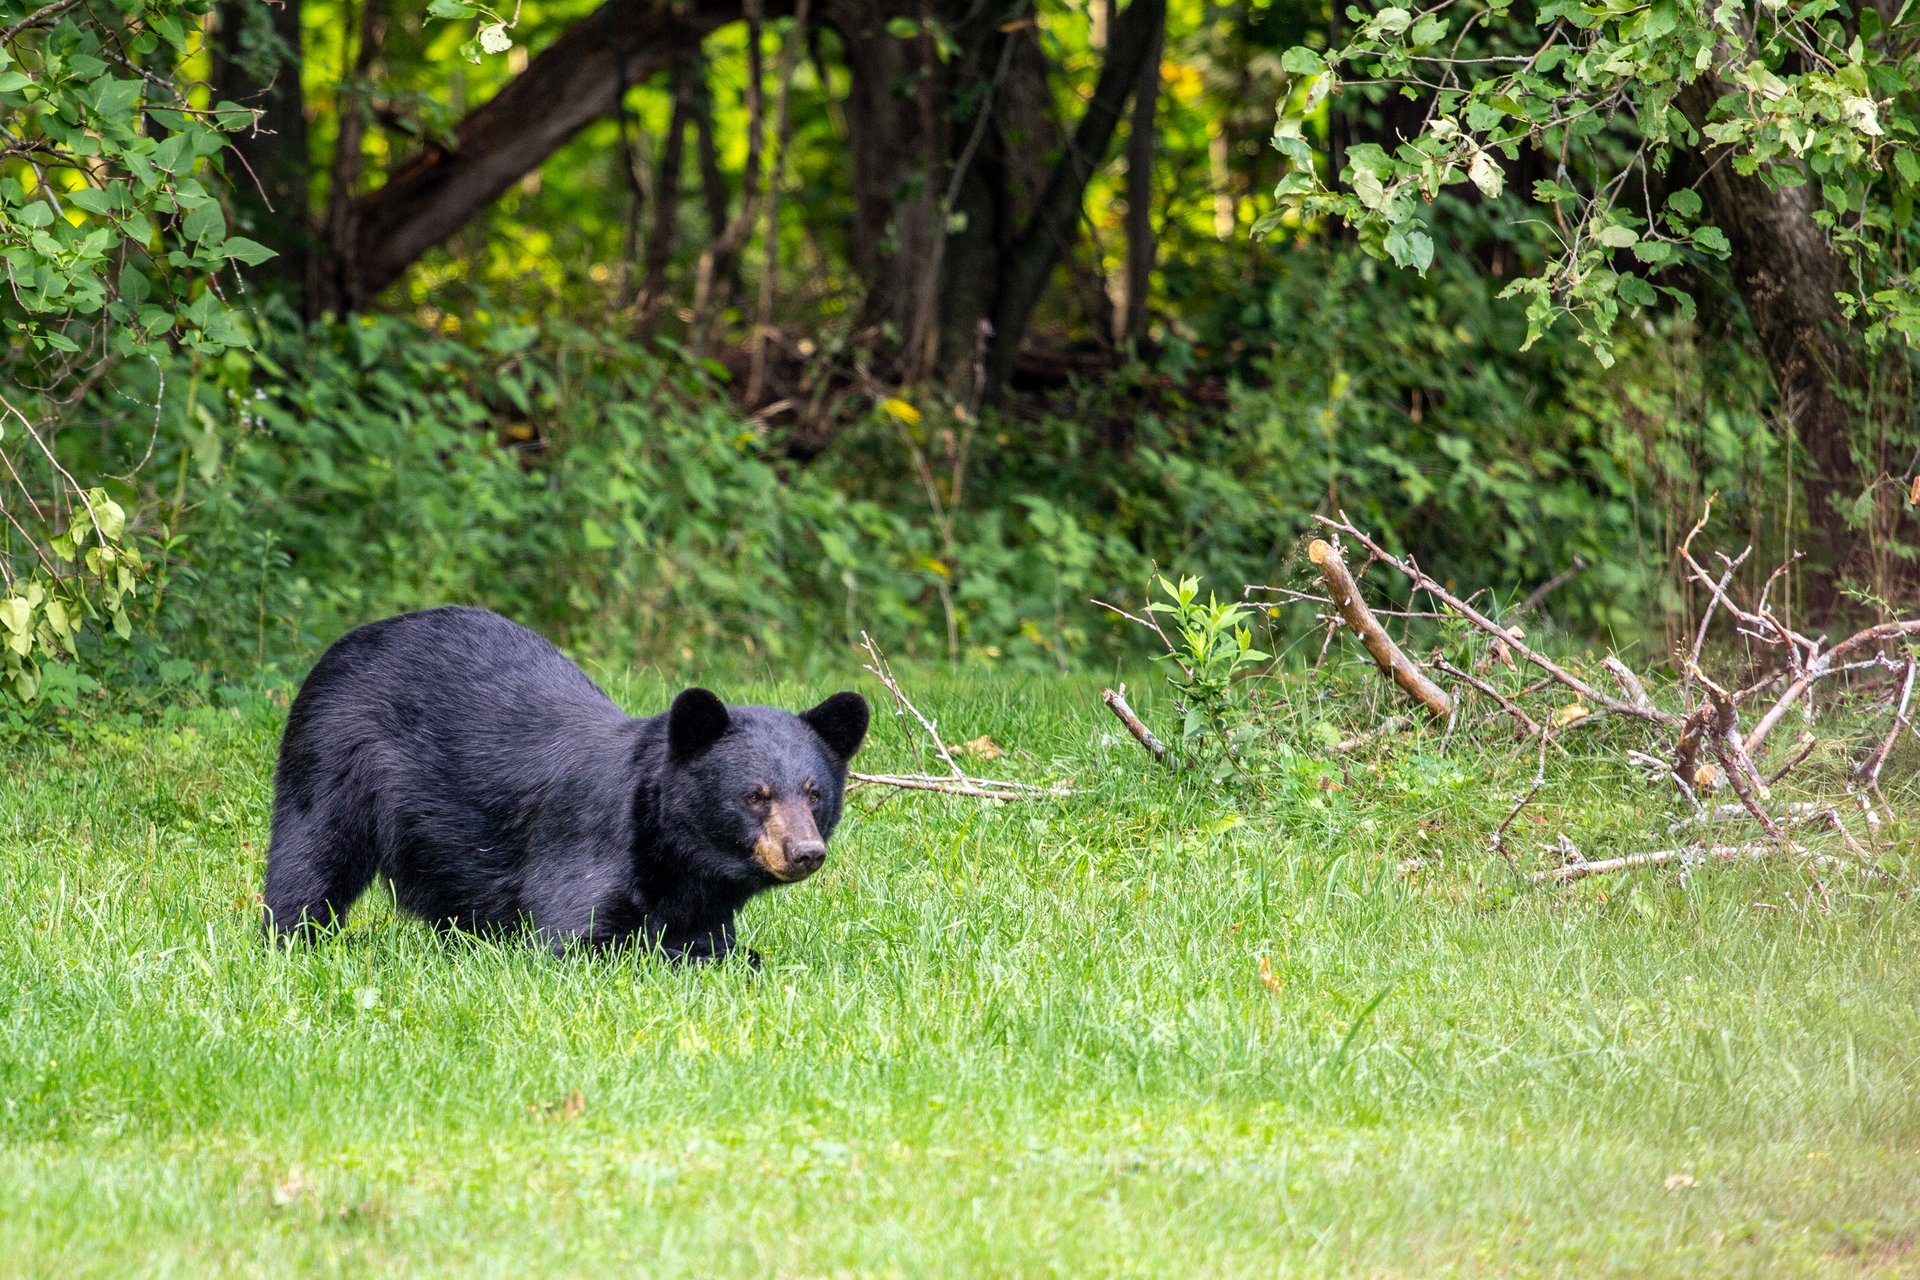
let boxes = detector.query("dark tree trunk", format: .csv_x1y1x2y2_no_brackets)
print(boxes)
317,0,385,315
635,60,695,323
1117,0,1162,342
980,0,1164,399
212,0,311,306
324,0,753,309
824,0,954,376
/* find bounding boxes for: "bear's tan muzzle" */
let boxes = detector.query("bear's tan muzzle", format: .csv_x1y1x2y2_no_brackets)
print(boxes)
753,801,827,882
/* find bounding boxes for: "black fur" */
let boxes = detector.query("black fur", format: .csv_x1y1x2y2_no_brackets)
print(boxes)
260,606,868,960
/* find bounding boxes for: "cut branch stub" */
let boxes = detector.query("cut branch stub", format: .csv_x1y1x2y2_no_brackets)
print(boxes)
1308,538,1453,722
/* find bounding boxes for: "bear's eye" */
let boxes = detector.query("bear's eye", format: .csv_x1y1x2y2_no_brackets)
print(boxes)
746,786,771,807
803,780,821,807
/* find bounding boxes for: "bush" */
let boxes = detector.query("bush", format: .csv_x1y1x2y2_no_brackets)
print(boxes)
19,242,1791,726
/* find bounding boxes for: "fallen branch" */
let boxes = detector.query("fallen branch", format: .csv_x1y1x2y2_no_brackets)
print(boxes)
848,771,1070,801
1102,684,1169,764
1434,657,1549,740
1532,844,1770,884
1307,538,1452,722
1856,654,1915,798
1314,514,1680,728
1744,621,1920,756
1602,656,1654,713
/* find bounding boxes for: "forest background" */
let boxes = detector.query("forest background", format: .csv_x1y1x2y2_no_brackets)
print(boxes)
0,0,1916,717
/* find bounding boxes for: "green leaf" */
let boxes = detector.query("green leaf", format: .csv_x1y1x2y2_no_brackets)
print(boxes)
426,0,475,16
1665,188,1703,218
1369,7,1412,34
1595,224,1639,248
64,186,115,215
1468,152,1503,198
182,198,225,244
222,236,276,265
1690,224,1731,256
0,71,31,93
85,489,127,542
0,597,29,636
1281,46,1325,75
1894,150,1920,187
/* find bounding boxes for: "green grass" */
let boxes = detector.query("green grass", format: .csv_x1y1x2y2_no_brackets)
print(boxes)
2,662,1918,1277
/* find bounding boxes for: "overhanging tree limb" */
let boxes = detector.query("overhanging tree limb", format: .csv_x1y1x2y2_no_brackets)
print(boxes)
328,0,759,308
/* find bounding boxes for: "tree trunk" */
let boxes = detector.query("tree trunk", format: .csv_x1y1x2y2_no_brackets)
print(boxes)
1116,0,1161,342
980,0,1164,400
825,0,953,377
325,0,754,308
212,0,310,306
1675,79,1864,586
316,0,385,315
635,60,694,324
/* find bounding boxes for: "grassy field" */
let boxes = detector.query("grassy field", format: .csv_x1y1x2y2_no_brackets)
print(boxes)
2,657,1918,1277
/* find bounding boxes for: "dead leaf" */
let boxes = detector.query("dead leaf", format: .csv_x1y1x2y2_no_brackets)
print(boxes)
1694,763,1721,789
958,735,1003,761
1257,955,1284,995
528,1088,586,1122
1551,703,1591,729
273,1166,316,1206
1663,1173,1698,1191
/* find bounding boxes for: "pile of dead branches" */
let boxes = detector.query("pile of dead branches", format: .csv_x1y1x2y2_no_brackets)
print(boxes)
1255,505,1917,887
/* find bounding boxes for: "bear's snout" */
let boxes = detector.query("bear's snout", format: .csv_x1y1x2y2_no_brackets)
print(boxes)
753,801,828,882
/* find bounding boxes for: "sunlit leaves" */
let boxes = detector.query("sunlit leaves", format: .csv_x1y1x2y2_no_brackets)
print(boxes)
1266,0,1920,358
1,0,253,701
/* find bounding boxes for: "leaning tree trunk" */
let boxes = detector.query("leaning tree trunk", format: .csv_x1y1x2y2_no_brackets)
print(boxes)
1674,79,1865,597
320,0,756,310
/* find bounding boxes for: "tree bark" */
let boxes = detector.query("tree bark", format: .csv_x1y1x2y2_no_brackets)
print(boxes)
825,0,953,376
316,0,385,315
635,60,694,324
1674,78,1863,577
212,0,310,305
327,0,756,308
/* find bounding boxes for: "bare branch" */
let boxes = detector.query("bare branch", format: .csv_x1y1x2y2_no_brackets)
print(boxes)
1314,514,1681,727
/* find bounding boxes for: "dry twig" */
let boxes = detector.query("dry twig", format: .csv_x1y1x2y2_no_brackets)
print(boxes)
851,633,1069,802
1102,684,1169,764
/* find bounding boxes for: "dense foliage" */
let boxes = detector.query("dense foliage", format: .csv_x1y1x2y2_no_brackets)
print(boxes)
1,0,1909,726
0,0,258,702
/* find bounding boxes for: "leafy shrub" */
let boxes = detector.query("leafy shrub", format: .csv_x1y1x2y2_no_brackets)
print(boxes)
1,0,257,708
22,237,1792,722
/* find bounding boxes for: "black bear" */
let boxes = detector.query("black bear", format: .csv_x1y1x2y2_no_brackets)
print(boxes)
261,606,869,961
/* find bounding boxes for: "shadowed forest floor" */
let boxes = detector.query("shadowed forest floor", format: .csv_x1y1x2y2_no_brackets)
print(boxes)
2,664,1917,1277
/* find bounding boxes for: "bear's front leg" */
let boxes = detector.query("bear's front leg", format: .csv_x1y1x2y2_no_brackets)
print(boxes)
662,921,755,966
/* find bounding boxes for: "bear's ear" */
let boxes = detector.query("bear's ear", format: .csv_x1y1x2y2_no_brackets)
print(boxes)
668,687,730,758
801,691,870,761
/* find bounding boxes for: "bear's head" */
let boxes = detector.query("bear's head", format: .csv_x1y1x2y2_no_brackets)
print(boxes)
662,687,870,886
